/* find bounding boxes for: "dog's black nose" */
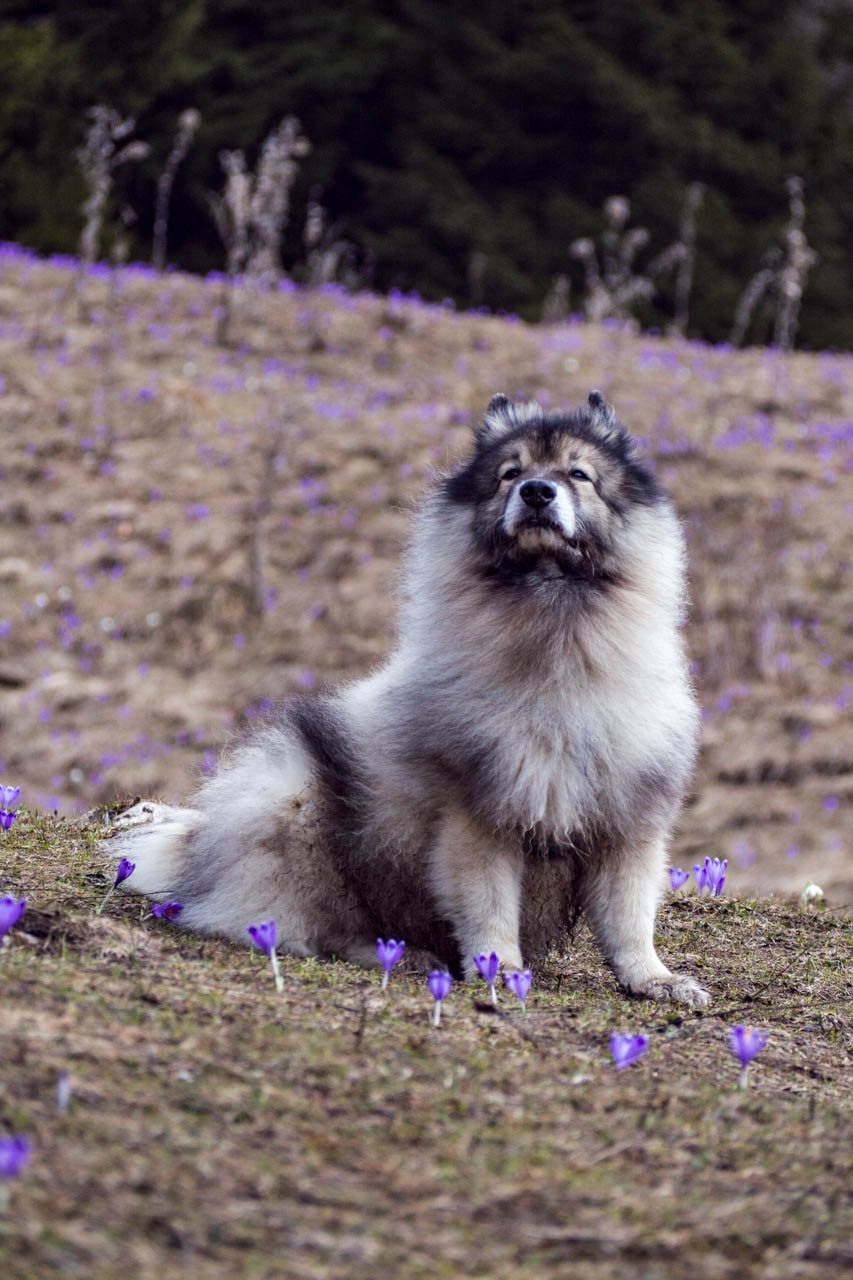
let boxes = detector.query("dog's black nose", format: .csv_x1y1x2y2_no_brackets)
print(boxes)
519,480,556,509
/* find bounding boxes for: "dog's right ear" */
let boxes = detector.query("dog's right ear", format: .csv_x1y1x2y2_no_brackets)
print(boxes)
475,393,514,446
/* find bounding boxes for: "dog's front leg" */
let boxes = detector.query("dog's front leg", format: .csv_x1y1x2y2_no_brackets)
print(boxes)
428,807,524,979
583,837,709,1008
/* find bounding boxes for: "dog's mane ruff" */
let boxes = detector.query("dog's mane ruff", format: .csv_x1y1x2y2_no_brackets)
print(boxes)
399,485,686,662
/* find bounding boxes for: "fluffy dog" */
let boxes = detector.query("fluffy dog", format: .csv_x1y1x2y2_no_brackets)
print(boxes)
108,391,707,1007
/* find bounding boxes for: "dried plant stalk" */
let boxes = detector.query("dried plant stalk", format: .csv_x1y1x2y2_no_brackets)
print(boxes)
208,150,252,344
152,108,201,272
731,177,817,350
670,183,705,337
75,105,149,317
208,117,310,342
246,116,310,287
541,274,570,323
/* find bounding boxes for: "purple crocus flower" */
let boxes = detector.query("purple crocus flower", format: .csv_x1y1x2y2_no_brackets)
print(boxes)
669,867,690,891
705,857,727,896
376,937,405,989
730,1024,769,1088
428,970,452,1026
504,969,533,1012
0,896,26,941
248,919,283,992
0,786,20,810
115,858,135,886
0,811,17,832
0,1136,30,1178
473,951,500,1005
96,858,136,915
694,857,727,896
151,901,184,920
610,1032,649,1070
248,919,276,956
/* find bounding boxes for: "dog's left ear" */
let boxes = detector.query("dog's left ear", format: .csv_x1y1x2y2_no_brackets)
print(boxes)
474,392,515,446
587,388,632,447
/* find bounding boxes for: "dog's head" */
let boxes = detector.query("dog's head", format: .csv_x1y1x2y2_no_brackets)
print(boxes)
441,391,664,584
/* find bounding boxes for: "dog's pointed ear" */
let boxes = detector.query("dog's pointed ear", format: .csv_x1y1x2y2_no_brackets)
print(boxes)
587,389,610,417
587,388,631,446
475,393,514,445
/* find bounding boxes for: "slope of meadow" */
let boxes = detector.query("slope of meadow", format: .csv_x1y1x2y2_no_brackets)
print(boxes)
0,245,851,1278
0,242,849,900
0,812,850,1279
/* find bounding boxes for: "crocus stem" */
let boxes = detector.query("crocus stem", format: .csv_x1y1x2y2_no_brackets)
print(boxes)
433,1001,441,1027
381,970,389,990
489,982,496,1006
95,887,115,916
270,950,284,994
738,1065,749,1090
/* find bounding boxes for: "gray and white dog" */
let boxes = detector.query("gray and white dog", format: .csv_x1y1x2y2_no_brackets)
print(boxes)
108,391,707,1007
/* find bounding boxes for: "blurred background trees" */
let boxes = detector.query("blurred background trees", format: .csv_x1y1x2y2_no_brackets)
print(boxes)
3,0,853,347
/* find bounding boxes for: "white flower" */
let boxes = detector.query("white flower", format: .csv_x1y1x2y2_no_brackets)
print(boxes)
799,882,824,908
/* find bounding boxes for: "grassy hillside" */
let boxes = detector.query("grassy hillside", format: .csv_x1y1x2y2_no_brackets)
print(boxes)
0,810,850,1278
0,244,850,902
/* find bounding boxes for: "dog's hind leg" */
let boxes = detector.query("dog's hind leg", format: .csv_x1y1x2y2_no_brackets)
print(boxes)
582,835,709,1008
427,806,525,979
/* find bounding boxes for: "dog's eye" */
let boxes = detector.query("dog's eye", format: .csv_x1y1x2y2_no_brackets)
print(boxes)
570,467,592,482
501,467,521,482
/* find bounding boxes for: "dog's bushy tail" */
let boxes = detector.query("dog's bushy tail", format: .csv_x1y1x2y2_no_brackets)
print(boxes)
105,801,203,898
100,723,362,953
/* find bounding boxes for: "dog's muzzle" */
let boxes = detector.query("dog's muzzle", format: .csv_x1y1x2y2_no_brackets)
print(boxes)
504,477,577,540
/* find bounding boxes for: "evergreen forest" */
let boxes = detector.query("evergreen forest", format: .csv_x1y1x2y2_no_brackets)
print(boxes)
4,0,853,347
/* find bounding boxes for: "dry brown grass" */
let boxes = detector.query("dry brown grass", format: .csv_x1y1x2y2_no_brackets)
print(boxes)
0,245,850,906
0,811,850,1278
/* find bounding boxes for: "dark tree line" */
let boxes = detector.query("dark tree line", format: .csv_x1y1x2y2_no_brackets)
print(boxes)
3,0,853,346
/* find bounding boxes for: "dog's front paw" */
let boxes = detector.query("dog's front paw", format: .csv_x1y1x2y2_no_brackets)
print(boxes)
627,973,709,1009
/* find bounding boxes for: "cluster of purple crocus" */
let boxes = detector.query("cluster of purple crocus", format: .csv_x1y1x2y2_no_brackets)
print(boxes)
245,932,536,1025
669,857,727,896
0,785,20,832
611,1023,769,1085
695,857,727,896
94,868,770,1083
96,857,186,924
398,943,533,1024
471,951,533,1012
